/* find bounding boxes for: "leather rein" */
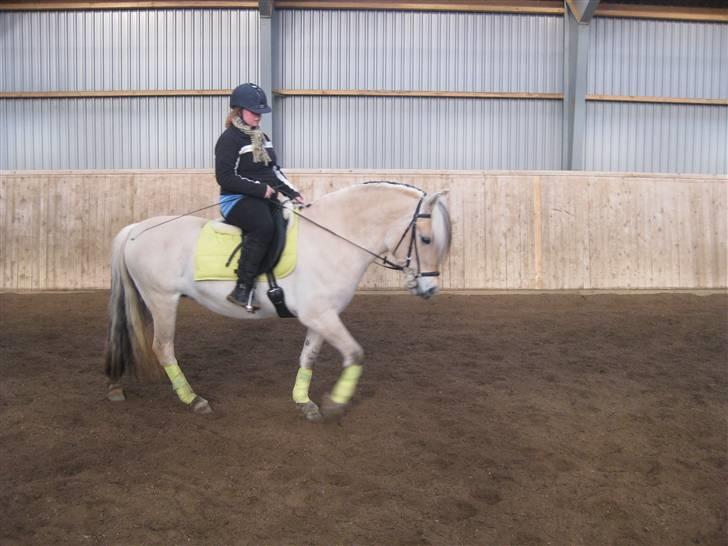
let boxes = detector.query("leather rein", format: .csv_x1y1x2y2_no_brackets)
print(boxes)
276,195,440,283
130,193,441,284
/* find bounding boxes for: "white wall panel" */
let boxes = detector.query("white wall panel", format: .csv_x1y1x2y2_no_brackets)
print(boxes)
584,101,728,174
274,9,563,169
277,10,563,92
275,96,562,170
588,17,728,98
2,97,230,169
0,9,259,92
0,9,258,169
584,17,728,175
1,8,726,174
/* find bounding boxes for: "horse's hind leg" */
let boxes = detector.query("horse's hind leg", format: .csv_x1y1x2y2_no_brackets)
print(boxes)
149,295,211,414
293,329,324,422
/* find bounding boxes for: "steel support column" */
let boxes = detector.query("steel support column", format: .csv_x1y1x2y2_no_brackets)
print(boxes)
259,0,274,137
562,2,592,170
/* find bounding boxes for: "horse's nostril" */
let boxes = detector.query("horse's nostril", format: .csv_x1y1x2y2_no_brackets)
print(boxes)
422,286,437,299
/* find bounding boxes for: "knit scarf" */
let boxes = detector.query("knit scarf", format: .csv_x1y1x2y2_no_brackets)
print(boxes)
231,112,271,165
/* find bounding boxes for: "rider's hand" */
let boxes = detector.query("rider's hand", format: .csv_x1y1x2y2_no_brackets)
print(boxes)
294,195,305,205
264,185,275,199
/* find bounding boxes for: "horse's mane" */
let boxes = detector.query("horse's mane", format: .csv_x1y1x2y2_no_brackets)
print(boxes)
362,180,426,195
363,181,452,262
432,199,452,263
309,180,452,261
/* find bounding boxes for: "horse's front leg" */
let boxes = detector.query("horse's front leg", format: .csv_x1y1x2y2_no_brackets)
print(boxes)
293,330,324,422
300,311,364,420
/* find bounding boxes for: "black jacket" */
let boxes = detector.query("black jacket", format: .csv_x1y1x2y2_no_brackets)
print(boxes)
214,126,300,200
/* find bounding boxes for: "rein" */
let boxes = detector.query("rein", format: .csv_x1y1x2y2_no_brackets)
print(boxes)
271,197,440,282
130,202,221,241
131,192,440,281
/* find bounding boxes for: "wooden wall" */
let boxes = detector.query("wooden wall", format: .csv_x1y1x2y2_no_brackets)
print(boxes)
0,170,725,290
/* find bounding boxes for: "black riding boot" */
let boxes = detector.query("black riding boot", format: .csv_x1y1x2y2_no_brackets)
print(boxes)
227,237,269,312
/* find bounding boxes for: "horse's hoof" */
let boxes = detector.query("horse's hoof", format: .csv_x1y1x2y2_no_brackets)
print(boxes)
107,384,126,402
296,401,323,422
191,396,212,414
321,395,348,420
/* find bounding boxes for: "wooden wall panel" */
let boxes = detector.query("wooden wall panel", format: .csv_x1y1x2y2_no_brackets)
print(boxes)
539,174,590,289
0,170,725,291
709,180,728,288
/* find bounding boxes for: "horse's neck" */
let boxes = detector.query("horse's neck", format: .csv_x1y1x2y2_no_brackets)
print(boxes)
308,185,420,254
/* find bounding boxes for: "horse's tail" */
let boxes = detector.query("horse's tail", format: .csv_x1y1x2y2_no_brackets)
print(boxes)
104,224,160,382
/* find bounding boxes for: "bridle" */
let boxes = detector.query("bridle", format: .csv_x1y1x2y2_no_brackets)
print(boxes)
384,196,440,289
281,195,440,287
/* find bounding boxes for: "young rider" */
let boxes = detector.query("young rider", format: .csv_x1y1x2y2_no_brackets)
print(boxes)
214,83,304,311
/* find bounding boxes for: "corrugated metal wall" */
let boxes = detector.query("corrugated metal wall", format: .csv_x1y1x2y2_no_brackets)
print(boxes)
274,10,563,169
276,11,563,92
585,17,728,174
0,97,229,169
276,96,562,169
0,9,258,169
587,18,726,99
585,102,727,174
1,7,726,174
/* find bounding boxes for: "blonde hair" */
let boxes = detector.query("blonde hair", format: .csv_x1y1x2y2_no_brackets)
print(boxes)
225,108,242,128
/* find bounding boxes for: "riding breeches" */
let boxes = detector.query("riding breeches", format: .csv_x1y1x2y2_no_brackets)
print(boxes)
224,196,275,246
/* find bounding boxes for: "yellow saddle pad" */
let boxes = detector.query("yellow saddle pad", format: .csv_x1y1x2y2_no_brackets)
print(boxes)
194,214,298,281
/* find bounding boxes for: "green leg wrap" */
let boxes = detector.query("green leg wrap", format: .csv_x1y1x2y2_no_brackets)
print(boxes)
163,361,196,405
292,367,313,404
330,364,363,405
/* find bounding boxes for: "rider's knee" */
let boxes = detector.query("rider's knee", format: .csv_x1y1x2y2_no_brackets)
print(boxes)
256,215,275,242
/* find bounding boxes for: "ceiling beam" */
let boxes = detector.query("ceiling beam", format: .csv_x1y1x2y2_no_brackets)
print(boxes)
595,3,728,23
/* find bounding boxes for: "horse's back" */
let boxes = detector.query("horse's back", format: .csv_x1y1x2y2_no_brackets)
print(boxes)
128,215,209,234
123,216,210,290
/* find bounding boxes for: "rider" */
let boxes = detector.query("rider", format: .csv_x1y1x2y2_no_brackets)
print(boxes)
215,83,304,311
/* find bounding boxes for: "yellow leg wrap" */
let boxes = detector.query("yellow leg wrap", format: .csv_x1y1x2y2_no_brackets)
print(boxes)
330,364,363,405
292,367,313,404
163,362,196,405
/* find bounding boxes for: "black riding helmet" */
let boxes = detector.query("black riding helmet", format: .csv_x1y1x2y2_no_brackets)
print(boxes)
230,83,272,114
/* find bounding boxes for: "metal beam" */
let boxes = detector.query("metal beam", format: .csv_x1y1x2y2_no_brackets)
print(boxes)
259,0,275,137
579,0,600,22
562,2,590,170
565,0,600,23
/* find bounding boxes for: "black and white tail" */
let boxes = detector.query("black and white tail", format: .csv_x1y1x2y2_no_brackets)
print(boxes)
103,225,159,383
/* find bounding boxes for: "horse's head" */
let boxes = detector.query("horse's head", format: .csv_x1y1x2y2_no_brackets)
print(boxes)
387,190,452,299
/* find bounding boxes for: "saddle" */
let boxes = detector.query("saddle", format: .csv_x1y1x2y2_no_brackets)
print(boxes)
194,208,299,317
224,206,291,278
194,207,298,282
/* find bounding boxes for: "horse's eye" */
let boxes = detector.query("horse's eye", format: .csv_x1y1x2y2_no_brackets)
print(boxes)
420,235,432,245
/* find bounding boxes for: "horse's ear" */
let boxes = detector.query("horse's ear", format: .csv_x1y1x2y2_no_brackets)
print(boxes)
424,190,449,210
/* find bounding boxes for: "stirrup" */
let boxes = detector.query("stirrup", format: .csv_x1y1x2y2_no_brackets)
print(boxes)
243,290,259,313
227,283,258,313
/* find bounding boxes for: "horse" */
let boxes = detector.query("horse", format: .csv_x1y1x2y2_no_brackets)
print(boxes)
103,181,452,421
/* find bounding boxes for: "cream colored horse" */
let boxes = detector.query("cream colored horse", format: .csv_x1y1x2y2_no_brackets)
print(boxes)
104,182,451,420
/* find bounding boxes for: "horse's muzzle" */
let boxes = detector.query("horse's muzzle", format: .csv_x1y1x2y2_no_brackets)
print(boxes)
417,285,439,300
